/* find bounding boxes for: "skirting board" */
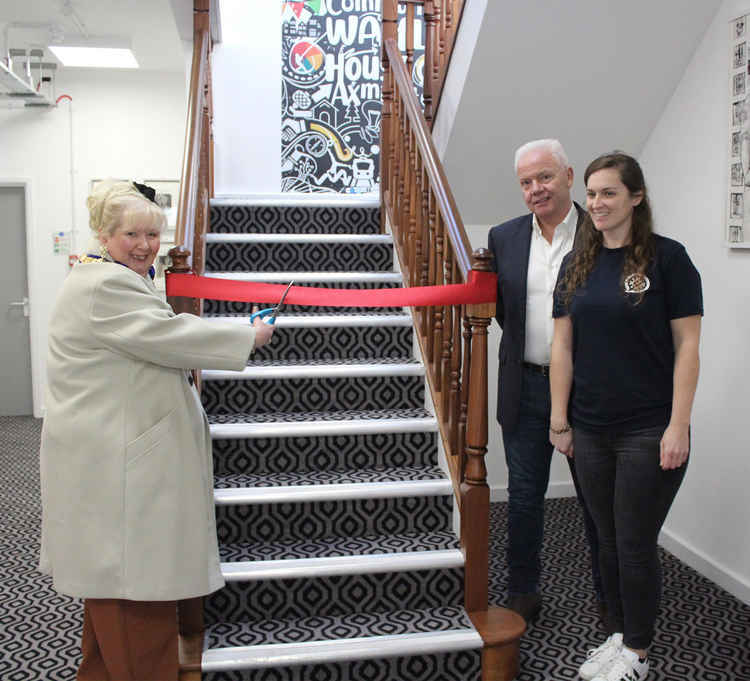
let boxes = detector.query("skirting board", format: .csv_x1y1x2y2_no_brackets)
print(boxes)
658,527,750,606
490,483,750,606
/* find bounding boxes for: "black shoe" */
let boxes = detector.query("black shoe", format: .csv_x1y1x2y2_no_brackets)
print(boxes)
507,592,542,623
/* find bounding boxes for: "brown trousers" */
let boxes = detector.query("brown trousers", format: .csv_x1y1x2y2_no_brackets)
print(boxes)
76,599,179,681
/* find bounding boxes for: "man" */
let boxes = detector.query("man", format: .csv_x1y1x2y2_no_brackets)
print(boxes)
488,139,603,624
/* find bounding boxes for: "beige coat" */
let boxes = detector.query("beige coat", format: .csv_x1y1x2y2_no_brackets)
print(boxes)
39,261,254,600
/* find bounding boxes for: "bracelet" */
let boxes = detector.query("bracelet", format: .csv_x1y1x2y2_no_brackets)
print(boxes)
549,424,571,435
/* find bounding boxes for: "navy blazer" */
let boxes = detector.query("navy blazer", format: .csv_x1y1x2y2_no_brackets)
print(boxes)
487,203,585,433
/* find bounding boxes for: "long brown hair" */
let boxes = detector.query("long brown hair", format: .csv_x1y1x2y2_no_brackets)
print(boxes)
559,152,655,307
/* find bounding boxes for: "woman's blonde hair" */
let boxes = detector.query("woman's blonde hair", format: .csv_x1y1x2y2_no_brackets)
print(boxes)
86,179,166,239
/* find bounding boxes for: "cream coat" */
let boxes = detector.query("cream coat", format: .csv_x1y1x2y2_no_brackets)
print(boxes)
39,261,255,600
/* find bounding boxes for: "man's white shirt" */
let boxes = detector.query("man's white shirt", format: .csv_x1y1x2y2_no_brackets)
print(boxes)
524,203,577,365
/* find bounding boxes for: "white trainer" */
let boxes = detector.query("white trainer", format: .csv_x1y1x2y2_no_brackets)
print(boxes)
579,633,623,680
591,646,649,681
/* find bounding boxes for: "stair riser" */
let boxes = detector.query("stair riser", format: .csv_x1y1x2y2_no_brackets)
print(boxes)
202,281,401,316
211,205,380,235
251,325,412,361
205,568,464,624
215,496,452,544
212,432,436,475
201,376,424,416
203,651,481,681
205,242,393,273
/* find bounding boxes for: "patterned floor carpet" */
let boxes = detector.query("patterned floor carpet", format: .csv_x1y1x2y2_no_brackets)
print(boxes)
2,415,749,680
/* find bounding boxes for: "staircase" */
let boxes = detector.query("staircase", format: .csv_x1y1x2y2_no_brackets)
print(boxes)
196,196,483,680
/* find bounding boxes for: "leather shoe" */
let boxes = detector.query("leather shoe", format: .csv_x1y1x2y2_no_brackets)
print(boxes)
507,592,542,623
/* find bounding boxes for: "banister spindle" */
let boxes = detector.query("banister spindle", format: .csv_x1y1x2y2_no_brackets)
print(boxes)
422,0,436,124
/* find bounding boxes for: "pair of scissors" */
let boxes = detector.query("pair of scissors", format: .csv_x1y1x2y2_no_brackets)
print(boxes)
249,280,294,325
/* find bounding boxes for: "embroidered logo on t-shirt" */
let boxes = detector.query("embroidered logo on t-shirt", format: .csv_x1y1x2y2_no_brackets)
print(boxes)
624,273,650,293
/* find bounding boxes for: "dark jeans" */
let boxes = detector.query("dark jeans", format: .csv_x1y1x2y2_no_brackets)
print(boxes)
574,425,687,650
502,366,602,598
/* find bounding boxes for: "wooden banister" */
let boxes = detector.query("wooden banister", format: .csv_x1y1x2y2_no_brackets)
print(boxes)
395,0,466,127
171,4,215,680
168,0,213,320
382,4,525,679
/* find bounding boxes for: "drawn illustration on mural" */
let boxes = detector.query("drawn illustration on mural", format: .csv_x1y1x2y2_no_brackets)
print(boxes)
729,13,750,243
281,0,424,194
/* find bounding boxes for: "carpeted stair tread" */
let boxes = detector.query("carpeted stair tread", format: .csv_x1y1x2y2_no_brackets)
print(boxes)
214,466,446,490
208,407,433,426
218,531,460,563
203,606,477,650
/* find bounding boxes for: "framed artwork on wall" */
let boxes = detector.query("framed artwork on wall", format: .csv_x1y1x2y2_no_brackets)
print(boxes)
727,13,750,247
142,179,179,234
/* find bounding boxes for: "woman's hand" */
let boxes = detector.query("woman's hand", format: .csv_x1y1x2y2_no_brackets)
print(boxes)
550,426,574,458
251,307,275,349
660,423,690,470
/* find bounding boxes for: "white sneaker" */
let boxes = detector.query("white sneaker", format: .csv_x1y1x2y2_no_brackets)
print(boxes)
592,646,649,681
579,633,623,680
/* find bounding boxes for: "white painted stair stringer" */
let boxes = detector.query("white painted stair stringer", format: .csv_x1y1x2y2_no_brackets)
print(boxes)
201,629,482,672
221,548,464,582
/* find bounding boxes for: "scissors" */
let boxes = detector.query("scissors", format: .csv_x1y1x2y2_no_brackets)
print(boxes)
249,280,294,325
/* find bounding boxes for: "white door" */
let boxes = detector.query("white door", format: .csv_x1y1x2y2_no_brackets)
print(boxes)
0,186,33,415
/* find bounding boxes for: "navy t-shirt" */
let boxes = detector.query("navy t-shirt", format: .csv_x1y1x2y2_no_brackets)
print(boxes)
552,235,703,432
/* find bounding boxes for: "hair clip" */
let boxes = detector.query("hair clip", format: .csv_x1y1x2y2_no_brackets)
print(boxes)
132,181,158,204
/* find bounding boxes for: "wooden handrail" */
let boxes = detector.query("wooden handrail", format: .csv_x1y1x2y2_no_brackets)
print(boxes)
171,4,215,681
382,7,524,678
168,1,213,320
382,9,495,613
396,0,466,127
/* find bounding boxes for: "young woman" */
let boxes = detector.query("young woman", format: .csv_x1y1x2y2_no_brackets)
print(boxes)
549,153,702,681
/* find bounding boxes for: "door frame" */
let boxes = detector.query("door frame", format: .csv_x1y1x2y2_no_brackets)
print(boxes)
1,178,40,416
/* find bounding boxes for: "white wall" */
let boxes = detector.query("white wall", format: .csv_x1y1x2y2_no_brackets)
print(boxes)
212,0,281,195
0,69,187,416
639,0,750,603
442,0,721,227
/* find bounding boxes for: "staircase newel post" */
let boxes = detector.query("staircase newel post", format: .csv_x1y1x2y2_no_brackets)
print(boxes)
166,248,197,318
461,248,493,614
381,0,398,235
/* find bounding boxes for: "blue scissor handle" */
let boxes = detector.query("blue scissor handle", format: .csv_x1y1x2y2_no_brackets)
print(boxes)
250,307,277,324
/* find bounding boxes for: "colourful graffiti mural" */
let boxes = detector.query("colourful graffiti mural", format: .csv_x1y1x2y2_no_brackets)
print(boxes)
281,0,423,194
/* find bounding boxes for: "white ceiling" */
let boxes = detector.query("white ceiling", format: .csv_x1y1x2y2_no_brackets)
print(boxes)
442,0,724,225
0,0,190,72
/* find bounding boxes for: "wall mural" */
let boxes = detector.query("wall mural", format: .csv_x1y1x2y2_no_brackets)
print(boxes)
281,0,424,194
729,13,750,245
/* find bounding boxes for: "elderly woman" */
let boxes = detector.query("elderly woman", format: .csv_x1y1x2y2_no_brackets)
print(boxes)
549,153,702,681
39,180,274,681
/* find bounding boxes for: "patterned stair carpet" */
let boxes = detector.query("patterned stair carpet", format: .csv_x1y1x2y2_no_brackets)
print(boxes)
2,415,749,680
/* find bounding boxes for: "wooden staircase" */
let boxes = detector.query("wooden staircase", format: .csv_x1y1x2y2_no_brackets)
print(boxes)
170,2,526,679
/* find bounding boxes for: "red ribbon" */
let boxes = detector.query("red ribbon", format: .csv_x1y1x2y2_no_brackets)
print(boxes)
165,271,497,307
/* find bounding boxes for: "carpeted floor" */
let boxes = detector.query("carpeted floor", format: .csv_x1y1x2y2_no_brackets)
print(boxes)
1,415,749,680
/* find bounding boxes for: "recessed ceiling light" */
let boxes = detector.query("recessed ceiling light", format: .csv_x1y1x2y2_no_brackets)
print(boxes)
48,42,138,69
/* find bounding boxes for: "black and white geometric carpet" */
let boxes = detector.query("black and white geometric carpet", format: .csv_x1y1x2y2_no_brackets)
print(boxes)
2,416,749,680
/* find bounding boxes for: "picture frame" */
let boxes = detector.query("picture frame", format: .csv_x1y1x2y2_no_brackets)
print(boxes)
142,179,180,243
